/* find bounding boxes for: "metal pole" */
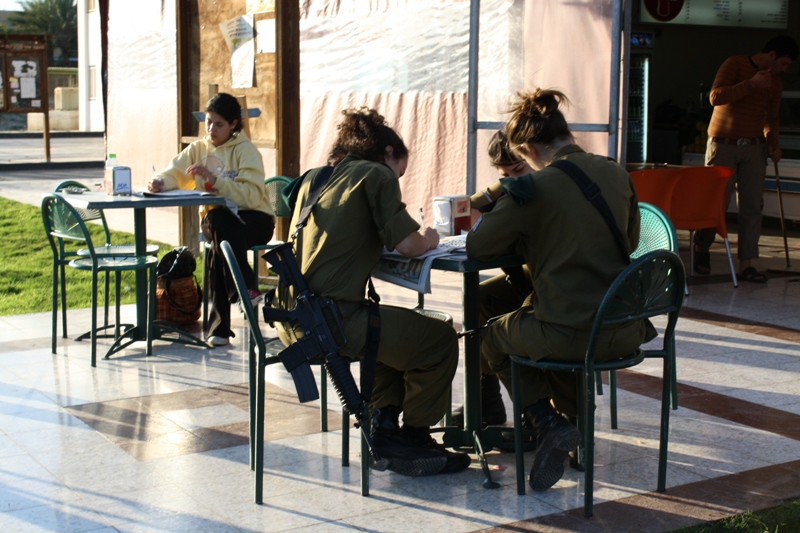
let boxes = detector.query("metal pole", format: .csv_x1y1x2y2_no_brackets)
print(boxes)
607,0,623,159
773,161,791,268
466,0,480,196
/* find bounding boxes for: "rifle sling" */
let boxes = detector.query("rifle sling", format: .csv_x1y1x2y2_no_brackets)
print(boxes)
550,159,631,264
292,164,381,404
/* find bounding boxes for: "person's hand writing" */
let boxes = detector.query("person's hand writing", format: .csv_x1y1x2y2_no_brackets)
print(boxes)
422,227,440,250
148,178,163,192
749,69,772,90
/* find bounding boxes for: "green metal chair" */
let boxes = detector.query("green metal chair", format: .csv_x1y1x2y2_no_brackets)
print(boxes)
203,176,293,331
52,181,159,343
219,240,367,504
600,203,680,426
510,250,685,516
42,193,158,367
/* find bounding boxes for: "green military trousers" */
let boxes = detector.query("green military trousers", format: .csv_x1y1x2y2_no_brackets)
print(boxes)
480,306,645,417
280,302,459,428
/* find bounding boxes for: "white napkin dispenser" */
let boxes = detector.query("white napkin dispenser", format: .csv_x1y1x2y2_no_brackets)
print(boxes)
104,166,131,196
432,195,471,236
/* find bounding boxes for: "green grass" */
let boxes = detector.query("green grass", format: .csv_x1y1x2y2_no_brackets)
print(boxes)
0,196,178,316
671,501,800,532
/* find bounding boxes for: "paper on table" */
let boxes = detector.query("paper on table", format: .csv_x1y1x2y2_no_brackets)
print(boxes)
141,189,213,197
374,235,467,293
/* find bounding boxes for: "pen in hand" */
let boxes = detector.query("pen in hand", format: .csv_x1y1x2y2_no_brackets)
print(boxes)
419,207,425,228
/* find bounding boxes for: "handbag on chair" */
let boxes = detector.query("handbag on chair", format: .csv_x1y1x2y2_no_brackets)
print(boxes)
155,247,202,324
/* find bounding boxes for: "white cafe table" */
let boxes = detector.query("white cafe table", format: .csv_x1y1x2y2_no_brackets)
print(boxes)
55,190,227,357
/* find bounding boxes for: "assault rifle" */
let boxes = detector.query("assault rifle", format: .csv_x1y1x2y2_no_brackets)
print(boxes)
261,243,379,459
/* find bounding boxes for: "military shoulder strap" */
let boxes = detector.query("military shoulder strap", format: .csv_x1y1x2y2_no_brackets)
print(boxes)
550,159,631,264
293,165,334,239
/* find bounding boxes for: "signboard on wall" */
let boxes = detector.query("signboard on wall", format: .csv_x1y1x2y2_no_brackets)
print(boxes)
639,0,788,29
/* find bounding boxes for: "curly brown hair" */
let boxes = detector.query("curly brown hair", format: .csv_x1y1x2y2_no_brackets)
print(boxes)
505,88,572,151
328,108,409,166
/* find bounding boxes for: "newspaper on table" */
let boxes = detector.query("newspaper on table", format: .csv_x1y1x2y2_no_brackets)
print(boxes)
373,235,466,293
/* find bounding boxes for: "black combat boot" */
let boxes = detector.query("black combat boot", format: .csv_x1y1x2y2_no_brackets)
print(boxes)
523,399,582,492
369,405,447,477
451,374,507,428
401,425,472,474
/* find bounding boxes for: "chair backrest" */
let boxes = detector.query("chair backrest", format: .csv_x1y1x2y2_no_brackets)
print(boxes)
42,193,98,261
264,176,293,218
53,180,112,246
630,202,678,259
589,250,685,364
669,166,734,237
220,240,266,355
629,169,682,215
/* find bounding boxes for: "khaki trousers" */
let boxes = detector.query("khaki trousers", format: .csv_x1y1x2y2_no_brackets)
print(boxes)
695,140,768,260
279,303,458,428
481,306,645,417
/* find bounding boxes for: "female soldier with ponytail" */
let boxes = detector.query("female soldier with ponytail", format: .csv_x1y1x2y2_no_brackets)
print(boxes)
466,89,646,492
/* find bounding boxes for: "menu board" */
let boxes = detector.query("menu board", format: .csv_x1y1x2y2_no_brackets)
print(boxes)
640,0,788,29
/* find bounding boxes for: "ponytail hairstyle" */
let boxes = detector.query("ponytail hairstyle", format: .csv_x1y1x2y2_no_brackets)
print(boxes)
328,107,409,166
505,88,573,153
205,93,243,133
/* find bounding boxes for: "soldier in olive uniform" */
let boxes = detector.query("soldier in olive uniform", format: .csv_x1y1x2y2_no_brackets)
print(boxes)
276,108,470,477
466,89,647,492
451,129,534,428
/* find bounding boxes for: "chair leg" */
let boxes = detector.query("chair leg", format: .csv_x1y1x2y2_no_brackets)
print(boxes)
341,410,349,467
103,271,111,328
723,237,738,287
511,359,526,495
583,370,596,517
248,341,257,470
114,271,122,340
60,262,68,338
610,369,618,429
360,405,370,496
658,342,672,492
146,266,156,356
202,245,210,331
90,271,98,368
670,346,678,410
254,346,266,504
596,370,604,396
320,365,329,432
51,263,59,354
252,249,260,326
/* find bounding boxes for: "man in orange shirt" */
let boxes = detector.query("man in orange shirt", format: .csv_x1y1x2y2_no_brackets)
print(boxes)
694,36,798,282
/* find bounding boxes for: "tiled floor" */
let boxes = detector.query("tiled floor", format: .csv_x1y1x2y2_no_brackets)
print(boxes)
1,230,800,531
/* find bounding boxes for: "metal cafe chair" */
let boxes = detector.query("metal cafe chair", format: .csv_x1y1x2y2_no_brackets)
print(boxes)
602,203,681,427
510,250,685,516
42,193,158,366
219,240,368,504
670,165,738,288
52,180,158,343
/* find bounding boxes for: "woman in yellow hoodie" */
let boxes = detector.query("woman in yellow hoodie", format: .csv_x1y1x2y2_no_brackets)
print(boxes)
149,93,274,346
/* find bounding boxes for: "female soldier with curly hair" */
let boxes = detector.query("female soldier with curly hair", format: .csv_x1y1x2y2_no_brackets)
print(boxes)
276,108,470,477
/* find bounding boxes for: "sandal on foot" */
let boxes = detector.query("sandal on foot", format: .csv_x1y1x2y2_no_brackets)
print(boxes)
693,251,711,275
739,266,767,283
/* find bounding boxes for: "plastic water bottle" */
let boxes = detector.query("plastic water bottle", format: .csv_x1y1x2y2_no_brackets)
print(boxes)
104,153,120,194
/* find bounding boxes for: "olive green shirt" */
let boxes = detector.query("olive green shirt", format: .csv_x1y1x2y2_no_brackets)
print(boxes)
466,145,639,330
